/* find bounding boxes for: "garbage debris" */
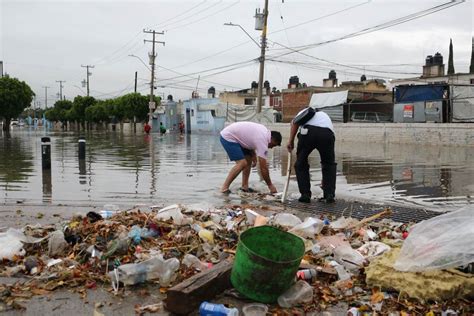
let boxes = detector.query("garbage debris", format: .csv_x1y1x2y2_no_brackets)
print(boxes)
277,280,313,308
394,205,474,272
0,203,472,315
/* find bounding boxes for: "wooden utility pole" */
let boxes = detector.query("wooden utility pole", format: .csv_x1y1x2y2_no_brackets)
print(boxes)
134,71,138,93
81,65,95,96
56,80,65,101
256,0,269,114
143,29,165,128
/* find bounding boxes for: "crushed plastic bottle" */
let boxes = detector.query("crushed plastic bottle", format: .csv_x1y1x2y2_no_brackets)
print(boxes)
277,280,313,308
199,301,239,316
109,254,180,287
182,254,213,270
332,262,351,281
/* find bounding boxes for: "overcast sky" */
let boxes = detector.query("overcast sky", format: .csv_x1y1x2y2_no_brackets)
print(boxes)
1,0,473,107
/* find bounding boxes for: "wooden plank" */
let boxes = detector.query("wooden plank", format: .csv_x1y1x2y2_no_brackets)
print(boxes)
165,259,234,315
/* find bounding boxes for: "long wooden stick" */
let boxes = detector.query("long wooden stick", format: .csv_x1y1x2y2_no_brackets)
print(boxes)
281,152,293,203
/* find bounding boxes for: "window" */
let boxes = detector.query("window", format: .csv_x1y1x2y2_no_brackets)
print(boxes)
191,109,194,117
470,79,474,85
354,112,365,120
366,113,376,121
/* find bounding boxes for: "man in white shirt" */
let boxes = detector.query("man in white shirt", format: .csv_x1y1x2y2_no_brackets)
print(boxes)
287,108,337,203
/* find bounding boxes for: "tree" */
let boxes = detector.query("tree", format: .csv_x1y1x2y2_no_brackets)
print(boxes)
115,93,151,122
69,96,95,127
85,101,108,123
0,76,35,132
45,100,73,123
447,38,455,75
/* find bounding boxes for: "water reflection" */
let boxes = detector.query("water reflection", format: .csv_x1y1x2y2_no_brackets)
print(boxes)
333,142,474,211
0,129,472,212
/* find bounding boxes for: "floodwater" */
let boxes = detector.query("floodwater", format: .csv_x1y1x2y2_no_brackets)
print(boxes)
0,128,473,212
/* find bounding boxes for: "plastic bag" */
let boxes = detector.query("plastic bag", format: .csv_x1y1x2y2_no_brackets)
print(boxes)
273,213,302,228
394,206,474,272
155,204,192,225
0,233,25,260
289,217,324,238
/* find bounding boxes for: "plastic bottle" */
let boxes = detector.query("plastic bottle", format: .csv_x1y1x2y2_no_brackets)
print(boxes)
182,254,213,270
199,301,239,316
277,280,313,308
101,204,119,218
334,264,351,281
109,255,180,286
296,268,317,281
192,223,215,244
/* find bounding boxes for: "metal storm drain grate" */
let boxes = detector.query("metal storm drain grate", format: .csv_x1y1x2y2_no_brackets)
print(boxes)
282,198,441,223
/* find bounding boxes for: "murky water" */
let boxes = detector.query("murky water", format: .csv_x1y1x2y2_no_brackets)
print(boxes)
1,128,472,212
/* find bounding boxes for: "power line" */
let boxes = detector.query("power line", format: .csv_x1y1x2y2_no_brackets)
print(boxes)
268,0,464,57
150,0,208,28
270,0,371,36
165,1,240,32
159,1,223,30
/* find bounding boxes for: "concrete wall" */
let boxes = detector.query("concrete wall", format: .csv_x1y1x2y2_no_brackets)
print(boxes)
266,122,474,147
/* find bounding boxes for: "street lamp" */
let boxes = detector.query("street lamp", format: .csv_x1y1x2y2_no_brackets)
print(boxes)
224,0,269,114
224,23,261,48
128,54,151,71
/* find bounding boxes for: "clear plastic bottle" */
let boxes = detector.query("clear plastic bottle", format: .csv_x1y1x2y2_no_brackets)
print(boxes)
199,301,239,316
277,280,313,308
182,254,213,270
109,255,180,286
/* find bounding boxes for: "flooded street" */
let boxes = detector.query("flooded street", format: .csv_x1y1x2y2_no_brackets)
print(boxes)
1,128,473,212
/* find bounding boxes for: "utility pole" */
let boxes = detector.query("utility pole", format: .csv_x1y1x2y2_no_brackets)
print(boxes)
42,86,50,108
256,0,269,114
134,71,138,93
143,29,165,127
81,65,95,96
56,80,65,101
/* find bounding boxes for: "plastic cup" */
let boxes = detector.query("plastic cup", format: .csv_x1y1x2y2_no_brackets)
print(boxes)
242,303,268,316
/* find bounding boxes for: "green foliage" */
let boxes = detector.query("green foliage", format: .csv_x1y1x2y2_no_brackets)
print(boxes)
38,92,160,124
448,38,455,75
115,93,147,121
0,76,35,130
45,100,72,123
85,101,109,123
69,96,96,123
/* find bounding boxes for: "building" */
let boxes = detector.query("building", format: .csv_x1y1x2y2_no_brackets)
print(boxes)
389,39,474,87
183,92,225,134
154,95,179,132
390,39,474,123
281,73,392,122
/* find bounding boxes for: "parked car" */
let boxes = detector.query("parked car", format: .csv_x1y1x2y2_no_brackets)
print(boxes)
350,111,392,123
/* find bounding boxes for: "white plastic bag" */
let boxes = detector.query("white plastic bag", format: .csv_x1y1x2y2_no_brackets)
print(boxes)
155,204,192,225
0,234,24,260
394,206,474,272
273,213,302,228
289,217,324,238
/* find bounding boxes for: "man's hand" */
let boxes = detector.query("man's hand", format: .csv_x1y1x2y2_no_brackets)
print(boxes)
268,184,277,194
287,141,294,152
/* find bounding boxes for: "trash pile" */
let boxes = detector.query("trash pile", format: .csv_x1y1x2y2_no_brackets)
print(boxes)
0,203,473,315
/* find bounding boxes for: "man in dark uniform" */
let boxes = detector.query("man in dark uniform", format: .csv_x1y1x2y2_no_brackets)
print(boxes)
287,108,337,203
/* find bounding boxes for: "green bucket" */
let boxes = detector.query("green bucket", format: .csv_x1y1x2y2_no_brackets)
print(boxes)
230,226,305,303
